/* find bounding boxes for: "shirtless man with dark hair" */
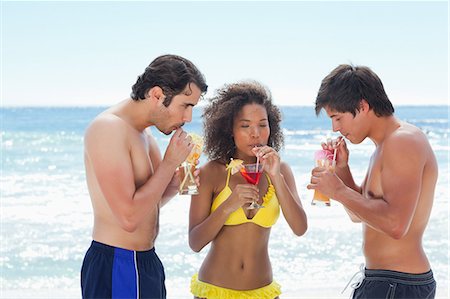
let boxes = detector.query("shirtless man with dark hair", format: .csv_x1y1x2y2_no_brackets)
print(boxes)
81,54,207,299
309,64,437,299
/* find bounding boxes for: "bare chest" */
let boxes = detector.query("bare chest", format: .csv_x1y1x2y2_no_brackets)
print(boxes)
128,131,154,188
362,151,383,199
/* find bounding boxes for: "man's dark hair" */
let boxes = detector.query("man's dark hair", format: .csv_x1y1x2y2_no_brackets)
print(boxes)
315,64,394,117
131,54,208,106
203,81,284,164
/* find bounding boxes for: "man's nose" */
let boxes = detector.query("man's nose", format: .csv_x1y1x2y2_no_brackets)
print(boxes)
183,109,192,123
332,121,339,132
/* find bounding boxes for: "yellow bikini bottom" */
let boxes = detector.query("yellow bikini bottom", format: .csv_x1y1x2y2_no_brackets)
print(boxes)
190,273,281,299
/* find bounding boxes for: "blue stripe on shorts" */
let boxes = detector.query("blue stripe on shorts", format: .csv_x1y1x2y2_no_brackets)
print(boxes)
112,247,138,298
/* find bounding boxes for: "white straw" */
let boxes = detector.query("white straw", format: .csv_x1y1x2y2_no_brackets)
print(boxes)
179,166,190,192
332,139,342,166
255,152,260,171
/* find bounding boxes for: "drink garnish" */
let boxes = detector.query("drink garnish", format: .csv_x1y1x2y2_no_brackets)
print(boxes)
189,133,203,147
226,158,244,175
186,133,203,164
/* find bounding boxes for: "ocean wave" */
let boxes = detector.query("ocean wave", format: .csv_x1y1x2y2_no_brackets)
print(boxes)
407,119,449,124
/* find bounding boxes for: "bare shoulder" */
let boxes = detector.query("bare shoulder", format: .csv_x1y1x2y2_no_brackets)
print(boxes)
382,122,430,166
85,113,126,137
199,160,227,187
384,122,430,153
200,160,226,178
280,161,294,176
84,113,128,149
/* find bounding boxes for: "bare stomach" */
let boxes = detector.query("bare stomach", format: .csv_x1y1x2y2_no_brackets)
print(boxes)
363,227,430,273
198,225,273,290
92,213,158,251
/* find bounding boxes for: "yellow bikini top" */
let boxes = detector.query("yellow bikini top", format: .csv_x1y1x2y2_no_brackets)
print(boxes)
210,167,280,228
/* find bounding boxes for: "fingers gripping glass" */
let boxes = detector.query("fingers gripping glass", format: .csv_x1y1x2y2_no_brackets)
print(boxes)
311,149,336,206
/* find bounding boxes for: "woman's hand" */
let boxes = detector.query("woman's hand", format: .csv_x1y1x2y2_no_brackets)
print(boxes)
252,145,280,177
222,184,259,214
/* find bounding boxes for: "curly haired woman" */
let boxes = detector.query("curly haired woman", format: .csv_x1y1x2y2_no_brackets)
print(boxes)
189,81,308,299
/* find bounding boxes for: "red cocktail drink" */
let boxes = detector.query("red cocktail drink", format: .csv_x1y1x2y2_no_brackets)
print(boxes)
240,163,264,209
240,169,262,185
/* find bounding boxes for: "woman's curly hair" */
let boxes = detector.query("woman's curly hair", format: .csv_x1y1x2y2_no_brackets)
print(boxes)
203,81,284,164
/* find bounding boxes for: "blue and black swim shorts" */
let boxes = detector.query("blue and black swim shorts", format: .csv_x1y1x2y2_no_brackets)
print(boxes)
81,240,166,299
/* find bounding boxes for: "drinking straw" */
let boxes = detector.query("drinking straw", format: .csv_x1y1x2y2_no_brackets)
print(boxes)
179,169,189,192
332,139,342,166
255,150,260,171
179,165,191,192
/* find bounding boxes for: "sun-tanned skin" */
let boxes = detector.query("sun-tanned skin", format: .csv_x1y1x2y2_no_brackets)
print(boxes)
85,83,202,251
308,64,437,298
189,82,307,298
81,55,208,299
309,102,437,273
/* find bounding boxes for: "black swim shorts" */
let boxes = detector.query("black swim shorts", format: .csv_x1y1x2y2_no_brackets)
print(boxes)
353,268,436,299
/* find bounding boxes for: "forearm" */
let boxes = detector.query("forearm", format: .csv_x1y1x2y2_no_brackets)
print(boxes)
189,206,231,252
334,186,400,237
336,165,361,194
131,160,178,218
344,206,362,223
271,174,307,236
160,183,179,207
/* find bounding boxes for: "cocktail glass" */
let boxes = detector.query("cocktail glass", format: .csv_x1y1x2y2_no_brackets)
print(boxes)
240,163,265,209
311,149,336,206
179,133,203,195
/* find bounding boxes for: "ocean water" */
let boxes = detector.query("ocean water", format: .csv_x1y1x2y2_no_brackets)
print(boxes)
1,106,449,298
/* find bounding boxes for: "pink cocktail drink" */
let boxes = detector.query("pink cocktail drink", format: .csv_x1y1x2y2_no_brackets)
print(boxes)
311,149,335,206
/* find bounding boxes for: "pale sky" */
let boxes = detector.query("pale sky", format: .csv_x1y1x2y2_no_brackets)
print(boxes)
2,1,449,107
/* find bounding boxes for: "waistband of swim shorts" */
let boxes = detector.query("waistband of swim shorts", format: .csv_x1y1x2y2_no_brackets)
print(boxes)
90,240,157,261
364,268,435,285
